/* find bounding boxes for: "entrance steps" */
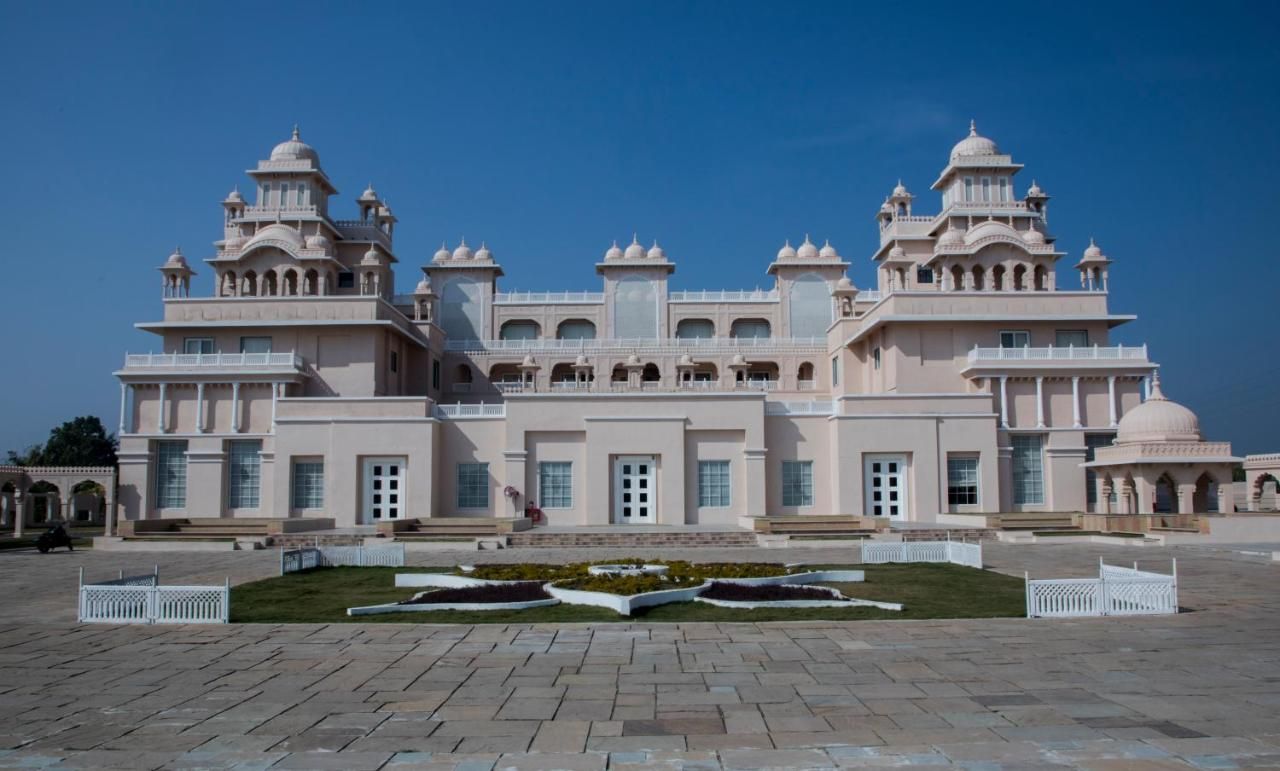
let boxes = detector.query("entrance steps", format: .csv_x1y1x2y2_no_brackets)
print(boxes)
507,530,759,549
900,528,999,542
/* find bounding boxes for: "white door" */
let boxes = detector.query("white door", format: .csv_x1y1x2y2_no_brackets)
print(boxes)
864,454,908,520
614,456,656,524
362,457,406,523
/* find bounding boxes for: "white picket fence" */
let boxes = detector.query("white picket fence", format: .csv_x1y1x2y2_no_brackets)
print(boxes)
860,540,983,568
1026,559,1178,618
280,543,406,575
78,568,229,624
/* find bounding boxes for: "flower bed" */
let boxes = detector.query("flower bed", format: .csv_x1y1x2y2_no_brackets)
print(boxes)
350,580,560,615
701,583,838,602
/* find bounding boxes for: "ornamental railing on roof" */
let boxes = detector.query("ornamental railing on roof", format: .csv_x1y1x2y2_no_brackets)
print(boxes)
765,400,836,415
966,345,1149,363
332,221,392,246
668,289,779,303
121,352,305,370
493,291,605,304
444,337,826,353
238,205,320,218
434,403,506,419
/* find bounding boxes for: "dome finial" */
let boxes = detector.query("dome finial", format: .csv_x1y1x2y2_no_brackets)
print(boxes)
968,119,977,136
292,124,300,140
1149,371,1165,400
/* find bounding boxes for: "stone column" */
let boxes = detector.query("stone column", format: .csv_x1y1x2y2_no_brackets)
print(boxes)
1071,376,1082,428
1035,376,1045,428
13,491,23,538
62,493,73,524
999,376,1009,428
1217,484,1231,515
1118,479,1134,515
1097,475,1113,515
196,382,206,433
157,382,167,433
104,488,116,537
1107,375,1118,427
231,382,241,433
1177,482,1196,514
118,382,129,436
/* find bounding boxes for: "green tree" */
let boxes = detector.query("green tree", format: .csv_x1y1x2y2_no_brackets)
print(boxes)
6,416,118,468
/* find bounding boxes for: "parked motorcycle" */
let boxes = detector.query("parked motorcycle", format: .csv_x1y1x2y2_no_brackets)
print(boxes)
36,524,73,553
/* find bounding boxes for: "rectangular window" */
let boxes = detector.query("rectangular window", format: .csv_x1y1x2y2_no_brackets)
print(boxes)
916,266,934,284
538,462,572,509
227,440,262,509
1011,434,1045,505
280,182,290,205
154,440,188,509
296,183,305,206
873,346,882,370
457,462,489,509
964,177,973,202
698,460,731,507
390,351,399,373
432,359,441,390
292,460,325,509
260,182,271,206
337,272,355,289
831,356,839,387
239,336,272,354
999,330,1030,349
1055,329,1089,347
947,456,979,506
1085,434,1117,507
183,337,214,355
782,460,814,507
998,177,1008,202
981,177,991,202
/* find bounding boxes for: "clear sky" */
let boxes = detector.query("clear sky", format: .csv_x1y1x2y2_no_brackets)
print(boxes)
1,1,1277,454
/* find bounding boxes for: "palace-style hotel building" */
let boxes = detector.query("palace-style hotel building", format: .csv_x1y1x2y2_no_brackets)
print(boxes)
115,124,1236,529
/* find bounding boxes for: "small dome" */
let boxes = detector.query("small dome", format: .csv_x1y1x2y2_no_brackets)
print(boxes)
1026,180,1046,198
242,222,305,252
359,184,379,202
777,240,797,260
1083,238,1104,260
221,233,247,250
413,278,433,295
270,126,318,162
604,240,623,260
678,353,694,366
836,276,854,290
433,242,451,263
224,189,244,203
647,240,665,259
937,222,965,247
624,236,645,260
892,180,910,197
452,239,473,260
797,235,818,259
305,232,333,251
361,246,382,265
730,353,747,366
474,242,492,261
950,120,999,161
626,353,641,366
879,199,893,214
1023,222,1046,245
164,247,189,269
819,239,838,259
520,355,538,368
964,218,1019,245
574,354,589,367
1116,377,1202,443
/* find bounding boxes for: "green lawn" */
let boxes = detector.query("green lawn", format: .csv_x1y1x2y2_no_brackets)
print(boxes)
230,563,1026,624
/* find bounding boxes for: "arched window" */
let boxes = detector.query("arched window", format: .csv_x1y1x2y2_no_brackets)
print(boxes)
641,363,661,382
972,265,985,291
242,271,258,296
992,265,1005,291
499,320,540,341
730,319,771,339
950,265,965,291
440,277,483,340
675,319,715,339
556,319,596,340
613,275,658,339
283,270,298,296
797,362,815,386
1012,265,1027,291
262,270,279,296
1033,265,1048,291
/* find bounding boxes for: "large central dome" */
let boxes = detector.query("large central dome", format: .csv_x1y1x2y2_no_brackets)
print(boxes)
1116,377,1201,443
950,120,999,161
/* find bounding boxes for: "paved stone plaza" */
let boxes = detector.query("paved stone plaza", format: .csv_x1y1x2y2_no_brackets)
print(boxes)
1,542,1278,769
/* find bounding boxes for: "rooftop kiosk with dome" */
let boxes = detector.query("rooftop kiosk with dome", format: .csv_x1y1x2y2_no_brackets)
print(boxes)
113,123,1241,535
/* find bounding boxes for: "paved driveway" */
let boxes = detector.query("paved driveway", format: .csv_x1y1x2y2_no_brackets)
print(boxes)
0,542,1277,769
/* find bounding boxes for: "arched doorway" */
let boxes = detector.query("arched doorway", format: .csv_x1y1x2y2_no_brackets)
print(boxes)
1153,473,1177,514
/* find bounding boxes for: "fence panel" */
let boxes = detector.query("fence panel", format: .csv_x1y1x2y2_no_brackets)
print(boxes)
79,585,153,624
1027,561,1177,618
862,540,981,567
946,541,983,568
151,586,230,623
1103,578,1177,615
1027,578,1103,618
282,545,406,574
359,544,406,567
860,542,907,563
905,542,948,562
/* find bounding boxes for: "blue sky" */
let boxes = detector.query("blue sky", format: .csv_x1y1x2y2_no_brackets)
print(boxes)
1,1,1277,454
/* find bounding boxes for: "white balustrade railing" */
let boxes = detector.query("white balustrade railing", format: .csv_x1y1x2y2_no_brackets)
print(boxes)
967,344,1149,363
494,291,604,304
861,540,983,568
78,577,230,624
856,290,882,302
669,289,779,303
123,352,304,369
1026,559,1177,618
434,403,506,419
797,380,817,391
280,544,406,574
445,337,826,353
765,401,835,416
735,379,778,391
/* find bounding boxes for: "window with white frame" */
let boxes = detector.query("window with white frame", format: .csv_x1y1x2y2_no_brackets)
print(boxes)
154,440,188,509
873,346,881,369
260,182,271,206
1055,329,1089,347
292,459,324,509
280,182,290,205
982,177,991,202
239,336,272,354
183,337,214,354
998,177,1008,202
782,461,814,507
228,440,262,508
964,177,973,201
457,463,489,509
946,456,979,506
538,462,572,508
1011,434,1045,505
296,183,305,206
698,461,731,507
999,330,1030,349
831,356,840,386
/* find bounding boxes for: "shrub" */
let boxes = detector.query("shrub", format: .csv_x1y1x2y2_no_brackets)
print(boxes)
665,562,791,579
701,583,837,602
556,573,698,595
464,564,585,581
402,582,551,605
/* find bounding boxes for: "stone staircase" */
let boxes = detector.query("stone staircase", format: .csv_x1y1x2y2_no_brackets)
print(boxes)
899,528,999,542
507,530,759,549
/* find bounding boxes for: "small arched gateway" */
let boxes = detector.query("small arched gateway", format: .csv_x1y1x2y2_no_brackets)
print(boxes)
0,465,117,538
1082,375,1239,515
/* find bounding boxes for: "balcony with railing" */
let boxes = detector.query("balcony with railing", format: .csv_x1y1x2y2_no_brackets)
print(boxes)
669,289,779,303
493,290,604,304
117,352,308,379
445,336,826,354
962,344,1154,373
434,403,506,419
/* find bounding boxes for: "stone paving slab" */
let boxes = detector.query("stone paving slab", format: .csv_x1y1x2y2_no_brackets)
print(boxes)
0,542,1277,768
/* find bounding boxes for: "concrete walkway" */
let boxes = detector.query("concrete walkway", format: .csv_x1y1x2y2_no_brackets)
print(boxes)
0,542,1277,769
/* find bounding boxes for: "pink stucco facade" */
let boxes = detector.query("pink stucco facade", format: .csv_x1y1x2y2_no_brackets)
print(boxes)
116,124,1167,527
